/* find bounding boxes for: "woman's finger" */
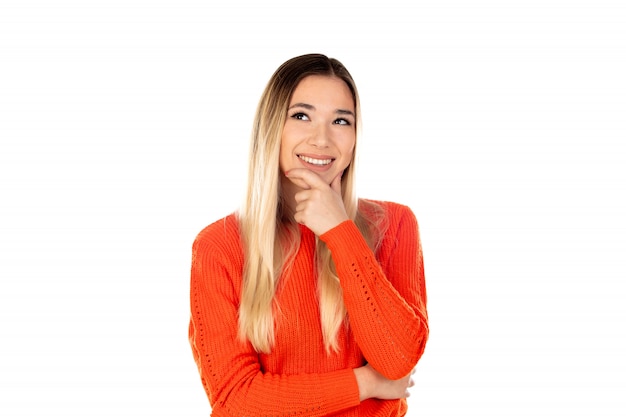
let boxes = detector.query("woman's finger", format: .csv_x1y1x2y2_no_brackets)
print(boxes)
285,168,328,190
293,190,311,203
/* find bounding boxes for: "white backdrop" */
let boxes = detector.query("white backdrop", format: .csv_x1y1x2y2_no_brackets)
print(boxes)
1,1,625,416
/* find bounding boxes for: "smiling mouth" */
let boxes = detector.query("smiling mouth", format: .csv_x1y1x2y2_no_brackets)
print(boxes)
298,155,334,166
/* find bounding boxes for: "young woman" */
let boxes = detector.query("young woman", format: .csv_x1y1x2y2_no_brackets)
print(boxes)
189,53,429,417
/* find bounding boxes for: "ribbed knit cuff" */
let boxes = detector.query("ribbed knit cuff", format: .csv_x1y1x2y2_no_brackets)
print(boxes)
320,220,370,256
317,368,361,410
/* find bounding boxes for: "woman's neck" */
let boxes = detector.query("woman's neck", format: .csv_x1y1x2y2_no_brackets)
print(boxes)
280,175,302,219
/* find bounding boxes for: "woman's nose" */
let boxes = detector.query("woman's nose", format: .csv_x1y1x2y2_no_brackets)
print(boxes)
307,123,330,148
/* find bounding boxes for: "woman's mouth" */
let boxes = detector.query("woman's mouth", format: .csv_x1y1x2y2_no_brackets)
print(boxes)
297,154,334,166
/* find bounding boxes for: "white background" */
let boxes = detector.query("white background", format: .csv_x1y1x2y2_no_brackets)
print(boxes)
1,1,625,416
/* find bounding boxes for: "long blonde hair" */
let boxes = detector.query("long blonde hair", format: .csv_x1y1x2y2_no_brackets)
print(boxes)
238,54,385,354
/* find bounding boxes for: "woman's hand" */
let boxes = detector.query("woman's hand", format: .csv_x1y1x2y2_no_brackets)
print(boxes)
354,364,415,401
285,169,349,236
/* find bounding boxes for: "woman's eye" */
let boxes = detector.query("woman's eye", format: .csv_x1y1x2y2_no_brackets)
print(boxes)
334,118,351,126
291,113,309,121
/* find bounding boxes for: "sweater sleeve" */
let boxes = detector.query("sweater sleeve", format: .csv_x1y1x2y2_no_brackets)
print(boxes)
320,204,429,380
189,226,361,417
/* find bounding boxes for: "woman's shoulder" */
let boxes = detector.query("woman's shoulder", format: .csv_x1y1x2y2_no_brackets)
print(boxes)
193,213,243,257
359,199,420,243
191,214,244,293
359,198,416,222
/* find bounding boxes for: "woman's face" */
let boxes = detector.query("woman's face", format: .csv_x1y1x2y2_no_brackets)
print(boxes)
280,75,356,190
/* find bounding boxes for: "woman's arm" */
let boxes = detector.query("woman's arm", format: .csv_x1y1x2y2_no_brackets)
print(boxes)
189,227,361,416
320,203,429,380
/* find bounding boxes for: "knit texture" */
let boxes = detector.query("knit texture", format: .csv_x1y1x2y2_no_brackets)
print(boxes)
189,200,429,417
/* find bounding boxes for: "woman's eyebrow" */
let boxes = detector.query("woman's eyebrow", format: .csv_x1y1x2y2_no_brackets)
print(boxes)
336,109,355,117
288,102,315,111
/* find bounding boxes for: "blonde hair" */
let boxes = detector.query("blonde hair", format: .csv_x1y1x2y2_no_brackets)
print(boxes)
238,54,385,354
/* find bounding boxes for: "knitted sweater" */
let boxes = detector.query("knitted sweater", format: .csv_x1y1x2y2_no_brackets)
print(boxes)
189,200,428,417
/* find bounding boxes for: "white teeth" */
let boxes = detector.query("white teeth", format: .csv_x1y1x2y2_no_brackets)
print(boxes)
298,155,333,166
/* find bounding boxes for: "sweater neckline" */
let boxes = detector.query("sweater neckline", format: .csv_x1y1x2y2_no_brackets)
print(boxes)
298,223,315,240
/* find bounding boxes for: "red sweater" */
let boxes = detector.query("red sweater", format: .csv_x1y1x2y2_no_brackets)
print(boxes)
189,201,428,416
